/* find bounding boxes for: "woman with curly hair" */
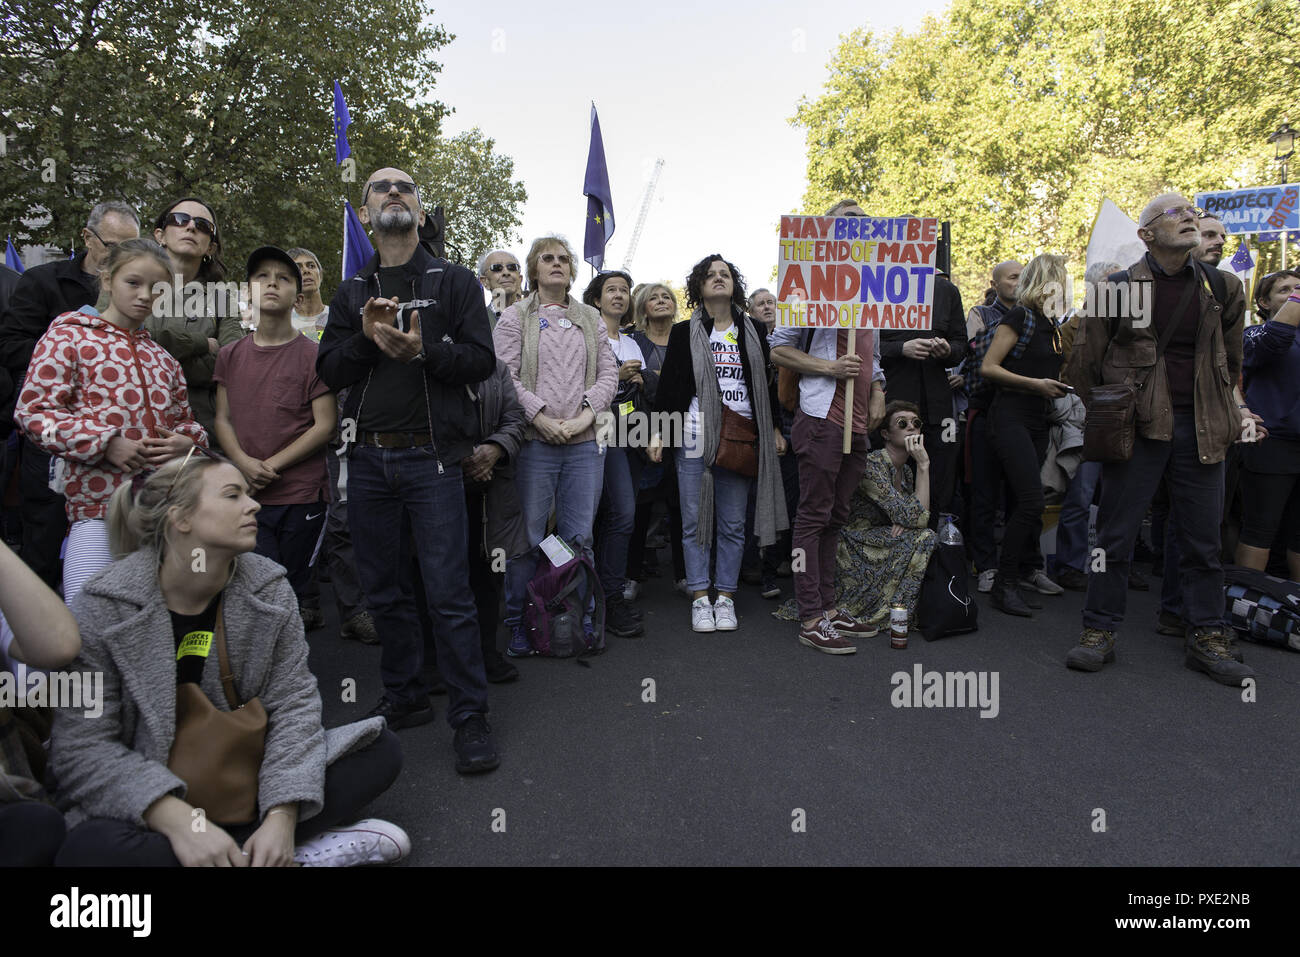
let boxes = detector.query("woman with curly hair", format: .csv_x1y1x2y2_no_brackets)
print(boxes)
649,255,787,633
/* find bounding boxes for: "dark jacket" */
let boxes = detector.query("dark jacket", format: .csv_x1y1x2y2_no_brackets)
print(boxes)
317,244,496,465
0,251,98,385
0,265,18,316
473,360,528,557
1064,254,1245,464
879,275,968,424
654,307,782,429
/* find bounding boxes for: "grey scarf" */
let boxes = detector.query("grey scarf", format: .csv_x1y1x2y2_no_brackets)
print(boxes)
689,306,788,549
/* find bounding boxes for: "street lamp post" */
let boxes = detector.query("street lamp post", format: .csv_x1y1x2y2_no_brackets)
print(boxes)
1269,120,1296,269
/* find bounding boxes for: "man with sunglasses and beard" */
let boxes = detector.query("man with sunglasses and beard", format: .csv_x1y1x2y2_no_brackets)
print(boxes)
317,168,500,774
1064,192,1255,686
477,249,523,323
0,201,140,588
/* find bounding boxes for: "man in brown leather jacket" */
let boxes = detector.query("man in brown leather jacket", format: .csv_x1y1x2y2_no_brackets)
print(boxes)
1062,192,1257,685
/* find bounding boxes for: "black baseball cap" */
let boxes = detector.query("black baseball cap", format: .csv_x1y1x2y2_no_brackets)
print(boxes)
245,246,303,291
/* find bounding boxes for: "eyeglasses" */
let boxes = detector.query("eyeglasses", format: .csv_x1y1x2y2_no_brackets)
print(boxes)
87,225,119,250
1051,324,1063,355
488,262,520,273
1139,205,1205,228
894,417,923,429
540,253,571,265
161,211,217,237
363,179,419,202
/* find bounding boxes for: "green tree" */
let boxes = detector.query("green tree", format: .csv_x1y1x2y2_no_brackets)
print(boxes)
793,0,1299,296
0,1,525,281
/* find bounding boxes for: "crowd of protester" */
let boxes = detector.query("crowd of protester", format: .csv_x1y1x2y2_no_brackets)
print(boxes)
1,171,1297,866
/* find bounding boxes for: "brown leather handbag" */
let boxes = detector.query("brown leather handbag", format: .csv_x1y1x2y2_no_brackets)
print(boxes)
716,405,760,477
166,602,267,825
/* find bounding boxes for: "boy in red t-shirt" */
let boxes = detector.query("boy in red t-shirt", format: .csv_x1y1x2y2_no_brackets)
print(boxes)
214,247,336,628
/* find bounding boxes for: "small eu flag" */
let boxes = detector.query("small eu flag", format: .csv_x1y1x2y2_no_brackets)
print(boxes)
342,201,375,281
583,104,615,272
5,237,22,274
1228,238,1255,274
333,80,352,166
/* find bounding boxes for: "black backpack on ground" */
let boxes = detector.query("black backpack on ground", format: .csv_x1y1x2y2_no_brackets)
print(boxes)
1223,564,1300,652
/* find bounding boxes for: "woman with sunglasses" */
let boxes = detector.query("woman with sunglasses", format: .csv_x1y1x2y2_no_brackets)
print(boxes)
1238,269,1300,578
146,198,245,447
979,253,1071,617
15,239,207,603
493,235,617,656
774,401,935,628
50,450,406,867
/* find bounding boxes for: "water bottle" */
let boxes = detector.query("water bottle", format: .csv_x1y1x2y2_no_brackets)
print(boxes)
939,514,964,546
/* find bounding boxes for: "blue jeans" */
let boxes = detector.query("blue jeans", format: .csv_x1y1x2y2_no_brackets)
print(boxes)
595,445,640,599
504,439,604,626
347,445,487,726
1055,460,1101,575
675,439,752,594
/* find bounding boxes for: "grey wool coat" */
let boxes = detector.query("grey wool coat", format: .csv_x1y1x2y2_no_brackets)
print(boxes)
52,549,384,829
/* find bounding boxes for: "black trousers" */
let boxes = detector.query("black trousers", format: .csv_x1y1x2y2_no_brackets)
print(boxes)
0,800,67,866
989,397,1050,581
18,439,67,589
54,729,403,866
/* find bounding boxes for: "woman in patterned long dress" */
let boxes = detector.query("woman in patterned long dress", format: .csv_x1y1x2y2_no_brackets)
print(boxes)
776,401,935,629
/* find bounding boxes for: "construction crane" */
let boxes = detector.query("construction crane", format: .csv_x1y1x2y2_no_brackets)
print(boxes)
621,158,664,272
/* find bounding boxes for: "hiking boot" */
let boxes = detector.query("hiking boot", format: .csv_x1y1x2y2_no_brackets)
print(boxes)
1019,569,1064,595
294,819,410,867
625,602,643,621
1017,586,1043,609
1155,609,1187,637
453,714,500,774
366,696,436,731
506,624,535,658
1055,567,1088,591
1185,628,1254,685
1065,628,1116,672
760,574,781,600
340,611,379,645
606,596,645,637
691,596,716,633
828,609,880,638
990,576,1033,617
713,595,738,631
1128,568,1150,591
798,615,856,655
977,569,996,593
300,605,325,631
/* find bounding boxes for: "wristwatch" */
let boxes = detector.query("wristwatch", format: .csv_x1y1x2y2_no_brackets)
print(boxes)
410,349,426,365
581,397,592,411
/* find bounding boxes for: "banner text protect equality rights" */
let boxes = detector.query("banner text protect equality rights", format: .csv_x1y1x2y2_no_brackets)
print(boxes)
776,215,938,330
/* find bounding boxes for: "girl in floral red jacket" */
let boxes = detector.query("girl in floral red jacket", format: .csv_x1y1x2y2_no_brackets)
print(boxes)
15,239,208,602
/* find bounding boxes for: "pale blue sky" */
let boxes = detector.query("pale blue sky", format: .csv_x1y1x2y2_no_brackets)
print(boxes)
428,0,950,293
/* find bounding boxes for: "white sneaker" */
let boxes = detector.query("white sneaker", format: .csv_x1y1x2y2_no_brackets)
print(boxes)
293,818,411,867
712,595,738,631
977,569,996,593
622,579,639,602
691,596,715,632
1019,569,1065,595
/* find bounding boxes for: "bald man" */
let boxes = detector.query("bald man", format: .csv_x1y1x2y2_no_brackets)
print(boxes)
1063,192,1254,686
317,166,501,772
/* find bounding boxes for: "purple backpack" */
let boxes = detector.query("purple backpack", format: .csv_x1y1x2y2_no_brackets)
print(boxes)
525,549,606,657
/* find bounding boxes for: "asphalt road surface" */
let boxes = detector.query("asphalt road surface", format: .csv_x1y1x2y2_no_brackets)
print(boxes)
312,567,1300,867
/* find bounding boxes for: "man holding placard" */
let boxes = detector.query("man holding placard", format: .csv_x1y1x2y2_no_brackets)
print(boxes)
772,200,937,653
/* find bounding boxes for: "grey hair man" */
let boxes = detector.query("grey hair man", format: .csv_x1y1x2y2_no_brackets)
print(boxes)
477,248,523,320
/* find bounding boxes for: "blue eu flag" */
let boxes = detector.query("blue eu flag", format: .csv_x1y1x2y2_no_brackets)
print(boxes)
333,80,352,166
1228,238,1254,274
5,238,22,273
343,201,375,281
583,104,615,271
